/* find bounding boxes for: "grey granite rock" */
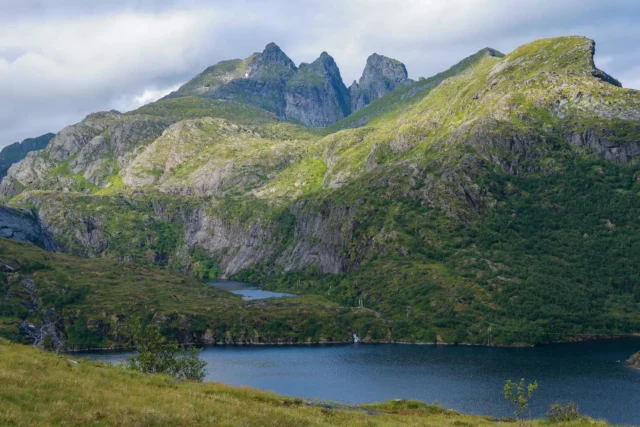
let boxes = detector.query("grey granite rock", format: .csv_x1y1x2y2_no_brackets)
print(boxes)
284,52,351,127
0,205,57,251
350,53,412,112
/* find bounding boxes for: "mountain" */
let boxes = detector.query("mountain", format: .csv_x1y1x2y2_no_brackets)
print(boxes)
165,43,410,127
0,133,55,179
1,36,639,347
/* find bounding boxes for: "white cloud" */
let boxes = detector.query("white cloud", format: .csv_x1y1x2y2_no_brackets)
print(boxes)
0,8,218,143
1,0,639,145
117,84,183,112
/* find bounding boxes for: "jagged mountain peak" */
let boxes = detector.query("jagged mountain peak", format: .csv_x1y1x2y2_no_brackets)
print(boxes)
363,53,408,78
246,42,297,78
285,50,351,126
350,52,412,112
255,42,296,69
309,51,341,74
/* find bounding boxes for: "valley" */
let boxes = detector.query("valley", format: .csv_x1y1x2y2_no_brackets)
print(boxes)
0,36,639,350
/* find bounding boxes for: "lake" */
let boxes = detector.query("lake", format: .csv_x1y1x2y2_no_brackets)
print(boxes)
208,280,296,301
78,338,640,424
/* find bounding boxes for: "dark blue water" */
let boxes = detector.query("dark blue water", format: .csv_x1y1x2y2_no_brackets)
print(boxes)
208,280,296,300
79,338,640,424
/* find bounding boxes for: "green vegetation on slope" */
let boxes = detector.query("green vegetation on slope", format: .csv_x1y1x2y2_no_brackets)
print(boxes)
128,96,281,125
325,47,504,132
235,37,640,344
0,340,609,426
2,36,639,347
0,238,387,348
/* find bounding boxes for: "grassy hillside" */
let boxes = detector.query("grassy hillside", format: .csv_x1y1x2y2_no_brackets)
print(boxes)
0,238,386,349
0,340,609,426
324,48,504,133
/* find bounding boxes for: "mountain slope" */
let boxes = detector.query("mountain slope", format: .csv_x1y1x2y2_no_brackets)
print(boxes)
1,36,639,345
326,47,504,132
0,238,385,348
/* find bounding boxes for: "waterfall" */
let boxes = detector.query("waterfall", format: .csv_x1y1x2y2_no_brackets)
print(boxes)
353,333,360,343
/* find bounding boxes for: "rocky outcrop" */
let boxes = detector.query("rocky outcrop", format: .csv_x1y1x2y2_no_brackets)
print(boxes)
18,276,66,351
0,113,172,195
47,111,122,162
0,205,57,251
183,208,282,277
569,129,640,163
276,202,357,274
349,53,412,112
284,52,351,127
0,133,55,179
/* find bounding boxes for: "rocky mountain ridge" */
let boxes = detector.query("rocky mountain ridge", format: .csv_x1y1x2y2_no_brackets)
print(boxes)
166,43,413,127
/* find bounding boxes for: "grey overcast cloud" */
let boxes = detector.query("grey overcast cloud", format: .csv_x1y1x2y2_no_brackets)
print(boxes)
1,0,639,146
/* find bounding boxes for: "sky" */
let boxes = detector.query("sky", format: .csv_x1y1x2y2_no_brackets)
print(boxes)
1,0,640,146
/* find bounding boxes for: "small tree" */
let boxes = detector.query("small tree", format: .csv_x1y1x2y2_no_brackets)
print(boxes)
125,322,207,381
504,378,538,427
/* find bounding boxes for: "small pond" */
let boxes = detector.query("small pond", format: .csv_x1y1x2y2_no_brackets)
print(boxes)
208,280,296,301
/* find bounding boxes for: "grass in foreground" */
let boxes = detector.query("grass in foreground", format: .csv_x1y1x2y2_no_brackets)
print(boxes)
0,340,610,426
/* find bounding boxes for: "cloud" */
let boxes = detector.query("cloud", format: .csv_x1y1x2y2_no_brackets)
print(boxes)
0,8,219,144
1,0,639,145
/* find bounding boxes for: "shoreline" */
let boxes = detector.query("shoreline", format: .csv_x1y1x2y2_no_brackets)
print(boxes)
66,333,640,353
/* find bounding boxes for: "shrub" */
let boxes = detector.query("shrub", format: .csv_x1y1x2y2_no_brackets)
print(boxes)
125,322,207,381
547,402,581,422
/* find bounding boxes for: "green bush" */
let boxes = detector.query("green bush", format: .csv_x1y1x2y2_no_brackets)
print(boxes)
546,402,581,422
65,317,104,348
125,322,207,381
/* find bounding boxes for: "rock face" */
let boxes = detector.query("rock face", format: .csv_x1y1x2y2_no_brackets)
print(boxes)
284,52,351,127
0,112,172,198
0,133,55,179
0,205,57,251
569,129,640,163
349,53,412,112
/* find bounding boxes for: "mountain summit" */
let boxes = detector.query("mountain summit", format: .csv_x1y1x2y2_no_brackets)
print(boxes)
350,53,413,112
166,43,414,127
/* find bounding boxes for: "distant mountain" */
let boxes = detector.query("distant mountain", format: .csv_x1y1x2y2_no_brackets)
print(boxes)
0,133,54,179
165,43,415,127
